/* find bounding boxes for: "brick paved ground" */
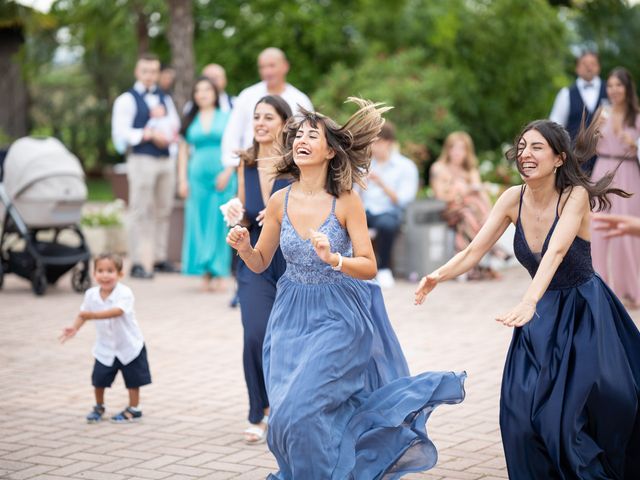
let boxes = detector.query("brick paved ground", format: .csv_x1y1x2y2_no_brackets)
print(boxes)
1,267,638,480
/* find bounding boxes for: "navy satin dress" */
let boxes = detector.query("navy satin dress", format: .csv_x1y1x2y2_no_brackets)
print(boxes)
502,186,640,479
237,165,290,424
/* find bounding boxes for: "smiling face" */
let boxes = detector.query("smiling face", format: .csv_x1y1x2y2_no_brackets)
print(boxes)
253,102,284,145
292,121,335,167
606,74,627,108
93,258,122,292
517,129,564,180
193,79,217,109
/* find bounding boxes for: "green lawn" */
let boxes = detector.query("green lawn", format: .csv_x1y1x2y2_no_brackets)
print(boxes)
86,177,115,202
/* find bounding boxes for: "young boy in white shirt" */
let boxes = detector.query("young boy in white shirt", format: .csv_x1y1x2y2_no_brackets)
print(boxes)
60,253,152,423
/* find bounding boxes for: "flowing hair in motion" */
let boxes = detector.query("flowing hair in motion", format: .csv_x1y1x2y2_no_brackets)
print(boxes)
276,97,393,196
506,112,630,211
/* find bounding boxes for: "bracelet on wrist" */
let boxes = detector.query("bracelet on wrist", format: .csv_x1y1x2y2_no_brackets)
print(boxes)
331,252,343,271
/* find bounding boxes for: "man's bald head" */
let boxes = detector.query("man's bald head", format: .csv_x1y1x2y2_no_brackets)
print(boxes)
202,63,227,91
258,48,289,91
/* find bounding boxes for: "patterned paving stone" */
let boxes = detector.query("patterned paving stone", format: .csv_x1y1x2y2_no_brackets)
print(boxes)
1,267,638,479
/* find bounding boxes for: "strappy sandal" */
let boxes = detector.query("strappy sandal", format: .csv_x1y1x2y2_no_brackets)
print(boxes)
110,406,142,423
86,404,105,423
243,415,268,444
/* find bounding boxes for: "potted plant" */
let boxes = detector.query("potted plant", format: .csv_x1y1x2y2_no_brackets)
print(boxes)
81,199,127,255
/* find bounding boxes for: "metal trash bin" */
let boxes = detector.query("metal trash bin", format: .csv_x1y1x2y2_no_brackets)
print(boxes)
393,199,455,279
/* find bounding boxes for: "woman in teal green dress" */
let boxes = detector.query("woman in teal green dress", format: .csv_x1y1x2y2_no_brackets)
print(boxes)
178,76,235,291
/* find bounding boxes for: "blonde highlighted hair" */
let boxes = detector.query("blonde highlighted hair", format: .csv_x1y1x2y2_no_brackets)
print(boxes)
276,97,392,196
437,131,479,172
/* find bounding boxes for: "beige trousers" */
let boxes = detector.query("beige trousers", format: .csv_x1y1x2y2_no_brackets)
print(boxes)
126,153,175,265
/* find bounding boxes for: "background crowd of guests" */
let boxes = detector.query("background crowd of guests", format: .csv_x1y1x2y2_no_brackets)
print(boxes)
110,48,640,303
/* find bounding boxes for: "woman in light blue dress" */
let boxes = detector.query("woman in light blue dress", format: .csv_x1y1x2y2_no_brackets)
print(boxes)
178,76,235,291
227,98,466,479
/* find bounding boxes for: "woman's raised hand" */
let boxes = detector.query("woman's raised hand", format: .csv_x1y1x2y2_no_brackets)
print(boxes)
414,273,440,305
227,225,251,253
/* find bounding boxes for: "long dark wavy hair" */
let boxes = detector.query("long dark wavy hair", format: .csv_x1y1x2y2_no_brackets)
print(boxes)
608,67,640,128
506,114,630,211
180,76,220,137
275,97,392,197
239,95,292,167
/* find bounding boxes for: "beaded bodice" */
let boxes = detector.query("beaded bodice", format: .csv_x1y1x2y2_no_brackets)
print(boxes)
280,186,353,284
513,186,594,290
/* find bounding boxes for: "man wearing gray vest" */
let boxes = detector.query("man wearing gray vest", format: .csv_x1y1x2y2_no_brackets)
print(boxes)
111,53,180,279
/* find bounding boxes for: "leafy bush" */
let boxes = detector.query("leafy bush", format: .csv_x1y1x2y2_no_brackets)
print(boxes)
81,199,125,227
312,48,463,166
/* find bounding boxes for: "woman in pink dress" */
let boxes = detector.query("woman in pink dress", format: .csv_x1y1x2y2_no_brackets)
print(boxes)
590,67,640,307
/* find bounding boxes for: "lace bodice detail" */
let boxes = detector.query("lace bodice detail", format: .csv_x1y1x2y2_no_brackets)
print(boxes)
513,186,594,290
280,186,353,284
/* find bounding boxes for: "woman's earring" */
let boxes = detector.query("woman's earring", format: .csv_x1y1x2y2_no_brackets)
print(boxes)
554,166,558,173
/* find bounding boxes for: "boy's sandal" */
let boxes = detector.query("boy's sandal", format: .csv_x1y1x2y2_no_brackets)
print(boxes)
86,405,105,423
243,415,268,445
110,406,142,423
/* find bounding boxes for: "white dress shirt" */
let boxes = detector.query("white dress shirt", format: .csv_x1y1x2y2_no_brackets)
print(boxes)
111,81,180,155
361,150,419,215
221,81,313,167
81,283,144,367
549,77,603,127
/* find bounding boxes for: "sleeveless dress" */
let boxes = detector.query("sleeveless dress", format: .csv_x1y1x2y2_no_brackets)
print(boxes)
502,185,640,479
181,110,235,276
590,113,640,305
237,165,290,424
263,186,466,479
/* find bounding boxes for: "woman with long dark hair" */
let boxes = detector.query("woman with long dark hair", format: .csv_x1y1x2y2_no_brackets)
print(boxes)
228,95,292,443
416,116,640,479
227,99,465,478
177,76,235,291
591,66,640,307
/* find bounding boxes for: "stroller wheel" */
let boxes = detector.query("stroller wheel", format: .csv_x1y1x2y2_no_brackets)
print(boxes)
71,264,91,293
31,269,47,296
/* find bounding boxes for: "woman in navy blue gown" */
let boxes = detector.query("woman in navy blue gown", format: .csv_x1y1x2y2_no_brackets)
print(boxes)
416,116,640,479
227,98,466,479
230,95,292,444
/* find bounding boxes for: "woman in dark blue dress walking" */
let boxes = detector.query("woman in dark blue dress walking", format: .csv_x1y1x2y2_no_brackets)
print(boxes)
416,116,640,478
231,95,292,443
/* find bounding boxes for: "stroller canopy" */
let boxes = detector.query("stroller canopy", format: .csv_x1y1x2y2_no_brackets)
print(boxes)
3,137,85,200
1,137,87,228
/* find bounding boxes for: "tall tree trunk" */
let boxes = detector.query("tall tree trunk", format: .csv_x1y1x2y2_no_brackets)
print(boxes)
167,0,194,113
133,1,150,56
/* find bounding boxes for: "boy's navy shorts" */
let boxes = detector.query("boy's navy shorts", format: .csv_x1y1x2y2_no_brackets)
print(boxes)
91,345,151,389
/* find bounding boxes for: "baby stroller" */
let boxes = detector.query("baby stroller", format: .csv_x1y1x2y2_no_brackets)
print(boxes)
0,137,92,295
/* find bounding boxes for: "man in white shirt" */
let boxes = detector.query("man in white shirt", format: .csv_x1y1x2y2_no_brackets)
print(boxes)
220,47,313,171
111,53,180,279
549,51,608,172
361,123,419,288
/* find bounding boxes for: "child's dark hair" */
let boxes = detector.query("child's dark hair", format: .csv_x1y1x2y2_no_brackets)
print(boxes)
94,253,124,272
276,97,392,197
506,113,630,212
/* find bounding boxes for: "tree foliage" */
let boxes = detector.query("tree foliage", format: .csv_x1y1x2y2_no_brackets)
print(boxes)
10,0,640,177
